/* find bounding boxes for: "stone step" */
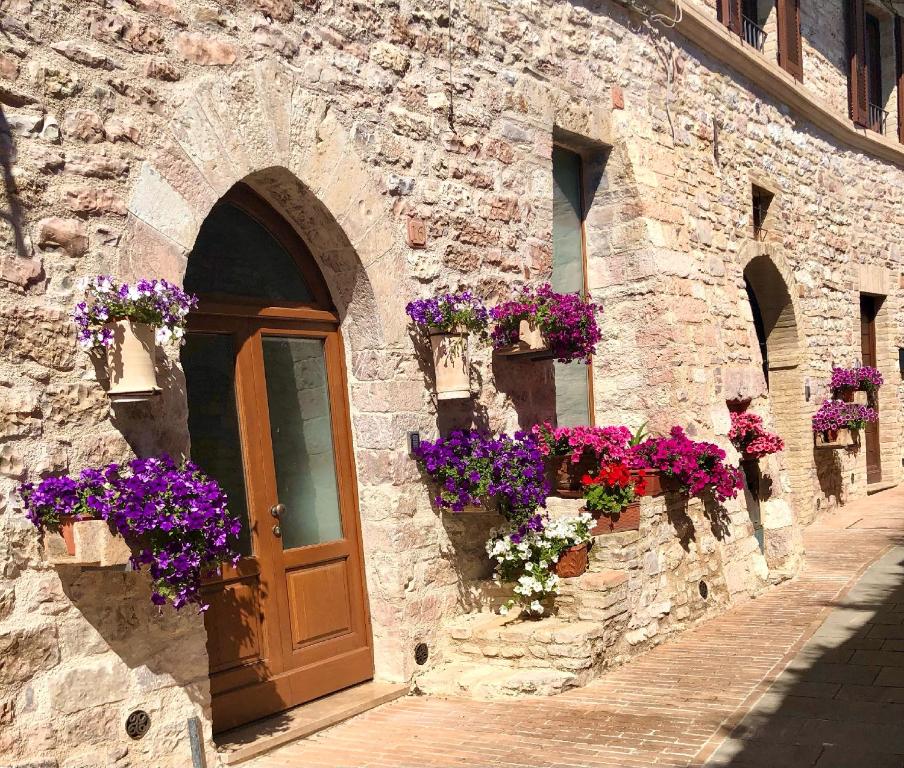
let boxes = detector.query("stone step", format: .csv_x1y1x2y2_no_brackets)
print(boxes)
441,611,607,674
556,567,631,623
415,660,579,699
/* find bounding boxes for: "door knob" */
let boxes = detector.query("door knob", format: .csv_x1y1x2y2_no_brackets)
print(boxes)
272,524,281,537
270,503,285,518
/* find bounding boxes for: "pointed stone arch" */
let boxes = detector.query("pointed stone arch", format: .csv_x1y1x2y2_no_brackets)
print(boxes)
121,60,421,685
738,241,806,571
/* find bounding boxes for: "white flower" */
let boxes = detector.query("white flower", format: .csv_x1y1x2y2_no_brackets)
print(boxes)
95,277,112,293
76,276,90,291
529,600,543,614
173,326,185,339
499,604,509,616
155,326,173,344
127,285,141,301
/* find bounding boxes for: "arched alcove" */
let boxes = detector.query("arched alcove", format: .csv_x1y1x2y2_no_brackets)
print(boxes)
740,242,806,570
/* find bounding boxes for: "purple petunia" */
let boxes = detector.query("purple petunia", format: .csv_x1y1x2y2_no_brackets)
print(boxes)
413,429,549,522
489,284,602,364
74,275,198,351
405,291,489,337
829,366,884,394
18,455,241,611
811,400,878,433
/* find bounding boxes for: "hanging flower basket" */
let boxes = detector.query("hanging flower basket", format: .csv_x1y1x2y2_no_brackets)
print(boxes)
490,284,601,364
74,276,197,403
105,320,161,402
429,330,471,400
552,542,589,578
588,500,640,536
406,292,487,401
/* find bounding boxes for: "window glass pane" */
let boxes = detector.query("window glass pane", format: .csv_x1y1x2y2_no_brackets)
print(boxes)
552,146,584,295
182,333,253,556
186,202,313,303
262,337,343,548
552,146,590,426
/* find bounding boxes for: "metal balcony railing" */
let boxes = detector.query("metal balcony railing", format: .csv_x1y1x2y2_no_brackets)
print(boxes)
868,102,889,135
742,16,767,52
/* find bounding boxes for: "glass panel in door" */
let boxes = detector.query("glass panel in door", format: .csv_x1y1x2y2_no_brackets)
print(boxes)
260,336,343,549
182,333,253,556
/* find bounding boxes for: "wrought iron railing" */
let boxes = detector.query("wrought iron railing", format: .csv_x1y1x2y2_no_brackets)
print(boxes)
742,16,767,52
868,102,889,135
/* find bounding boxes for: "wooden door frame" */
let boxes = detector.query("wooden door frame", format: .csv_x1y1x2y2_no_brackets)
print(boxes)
860,294,882,484
186,184,374,733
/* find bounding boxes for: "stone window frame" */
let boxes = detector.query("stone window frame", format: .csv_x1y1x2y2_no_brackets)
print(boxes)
747,172,782,242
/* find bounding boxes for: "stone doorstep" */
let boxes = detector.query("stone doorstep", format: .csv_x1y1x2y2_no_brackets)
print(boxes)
216,680,409,765
414,660,582,699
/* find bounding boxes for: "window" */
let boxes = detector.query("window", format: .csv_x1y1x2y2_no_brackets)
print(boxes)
847,0,903,139
552,145,592,426
718,0,802,78
751,185,774,240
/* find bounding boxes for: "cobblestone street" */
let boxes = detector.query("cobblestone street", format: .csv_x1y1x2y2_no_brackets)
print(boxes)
248,488,904,768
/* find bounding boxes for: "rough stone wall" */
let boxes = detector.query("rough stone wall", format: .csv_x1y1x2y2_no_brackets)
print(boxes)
0,0,901,765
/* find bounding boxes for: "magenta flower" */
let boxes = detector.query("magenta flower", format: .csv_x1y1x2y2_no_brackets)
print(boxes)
490,284,602,363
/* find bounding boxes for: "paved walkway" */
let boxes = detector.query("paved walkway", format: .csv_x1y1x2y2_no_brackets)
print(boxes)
247,488,904,768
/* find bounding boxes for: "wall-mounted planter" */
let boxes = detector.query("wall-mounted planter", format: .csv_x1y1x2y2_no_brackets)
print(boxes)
814,428,855,449
553,543,589,578
429,330,471,401
853,391,869,405
44,519,132,567
105,320,161,403
495,320,552,360
588,501,640,536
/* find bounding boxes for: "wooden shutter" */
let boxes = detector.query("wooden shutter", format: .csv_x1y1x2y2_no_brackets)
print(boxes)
896,15,904,143
718,0,743,35
777,0,804,80
847,0,869,126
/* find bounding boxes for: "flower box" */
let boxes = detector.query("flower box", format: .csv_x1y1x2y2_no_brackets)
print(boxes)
494,319,551,358
588,500,640,535
44,518,132,567
552,543,589,578
545,453,597,498
105,320,162,402
853,391,869,405
814,428,855,449
428,330,471,401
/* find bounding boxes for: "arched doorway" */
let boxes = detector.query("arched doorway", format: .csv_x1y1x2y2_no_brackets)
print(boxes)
181,183,373,732
741,247,807,557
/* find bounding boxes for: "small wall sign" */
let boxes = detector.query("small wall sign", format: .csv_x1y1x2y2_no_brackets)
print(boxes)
407,217,427,248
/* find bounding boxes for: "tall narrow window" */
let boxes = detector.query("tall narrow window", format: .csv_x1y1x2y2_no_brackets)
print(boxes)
552,146,591,426
751,185,773,240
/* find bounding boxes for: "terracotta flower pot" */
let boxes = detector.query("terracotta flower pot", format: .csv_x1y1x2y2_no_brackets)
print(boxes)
632,468,660,496
589,501,640,536
429,331,471,401
58,515,78,556
553,543,589,578
546,454,597,498
105,320,161,402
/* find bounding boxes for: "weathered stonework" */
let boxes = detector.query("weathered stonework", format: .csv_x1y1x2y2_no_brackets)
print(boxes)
0,0,902,764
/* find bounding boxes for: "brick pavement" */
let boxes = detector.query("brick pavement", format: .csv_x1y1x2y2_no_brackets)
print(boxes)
245,488,904,768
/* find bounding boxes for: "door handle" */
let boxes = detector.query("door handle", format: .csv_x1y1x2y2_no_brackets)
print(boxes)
270,503,285,518
272,524,281,537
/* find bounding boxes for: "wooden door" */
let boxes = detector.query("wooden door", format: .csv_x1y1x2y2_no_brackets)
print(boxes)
860,295,881,484
181,186,373,733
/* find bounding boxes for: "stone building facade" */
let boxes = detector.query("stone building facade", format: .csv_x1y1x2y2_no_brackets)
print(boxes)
0,0,902,765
